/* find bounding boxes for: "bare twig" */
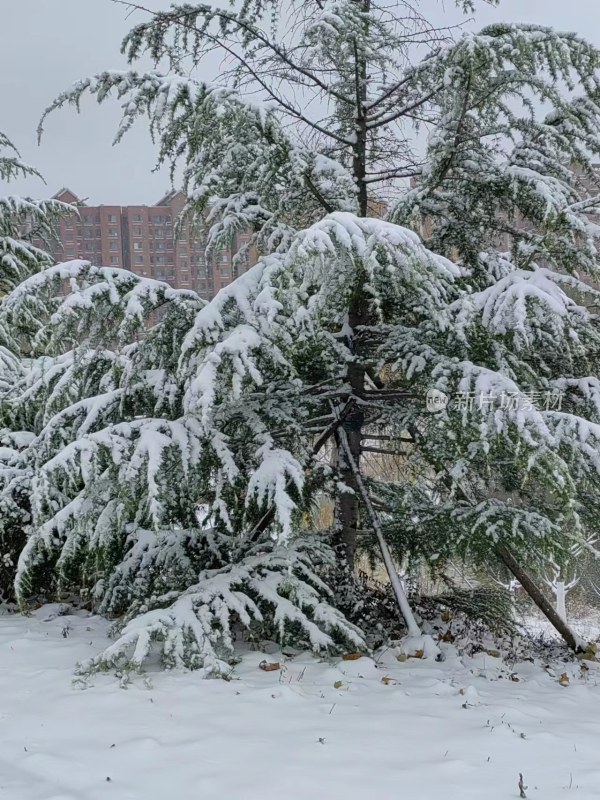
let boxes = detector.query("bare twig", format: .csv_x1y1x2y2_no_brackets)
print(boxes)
518,773,527,799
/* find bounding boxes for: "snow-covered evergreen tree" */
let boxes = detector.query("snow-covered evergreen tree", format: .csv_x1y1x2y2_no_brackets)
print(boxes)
4,258,366,670
16,0,600,662
0,132,66,296
0,133,69,600
37,0,509,579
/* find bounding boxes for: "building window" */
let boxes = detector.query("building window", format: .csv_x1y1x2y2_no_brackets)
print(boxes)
132,214,142,222
82,214,92,224
85,243,94,252
109,228,118,238
65,248,75,258
134,227,143,236
155,228,164,238
110,256,120,265
133,242,143,251
109,241,118,251
180,259,188,268
135,255,144,264
155,256,166,265
155,242,164,251
219,252,228,263
107,213,117,223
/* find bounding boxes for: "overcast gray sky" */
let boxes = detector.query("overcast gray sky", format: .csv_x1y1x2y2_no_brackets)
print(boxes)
2,0,600,205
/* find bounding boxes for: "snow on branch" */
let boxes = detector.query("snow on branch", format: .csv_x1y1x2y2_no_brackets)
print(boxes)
39,68,358,258
449,266,596,361
0,131,45,184
77,537,364,676
3,259,200,352
247,443,304,540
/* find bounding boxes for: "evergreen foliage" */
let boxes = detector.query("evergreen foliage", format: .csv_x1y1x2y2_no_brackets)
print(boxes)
6,0,600,665
0,132,66,296
0,133,69,600
5,257,366,669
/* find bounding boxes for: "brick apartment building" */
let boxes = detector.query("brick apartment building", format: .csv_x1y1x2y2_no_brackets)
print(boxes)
36,188,256,300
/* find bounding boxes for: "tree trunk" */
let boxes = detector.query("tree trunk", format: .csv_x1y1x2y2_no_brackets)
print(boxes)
333,300,367,571
495,545,585,653
337,421,422,637
350,0,370,217
332,0,372,572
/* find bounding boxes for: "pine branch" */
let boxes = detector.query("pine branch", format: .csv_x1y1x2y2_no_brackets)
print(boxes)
366,88,440,130
364,74,413,113
361,446,409,455
304,173,335,213
244,399,357,544
112,0,354,107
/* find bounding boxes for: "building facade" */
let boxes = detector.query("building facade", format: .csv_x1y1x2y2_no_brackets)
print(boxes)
37,188,256,300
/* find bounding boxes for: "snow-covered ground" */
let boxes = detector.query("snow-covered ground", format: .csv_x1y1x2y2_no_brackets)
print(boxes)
522,608,600,644
2,606,600,800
